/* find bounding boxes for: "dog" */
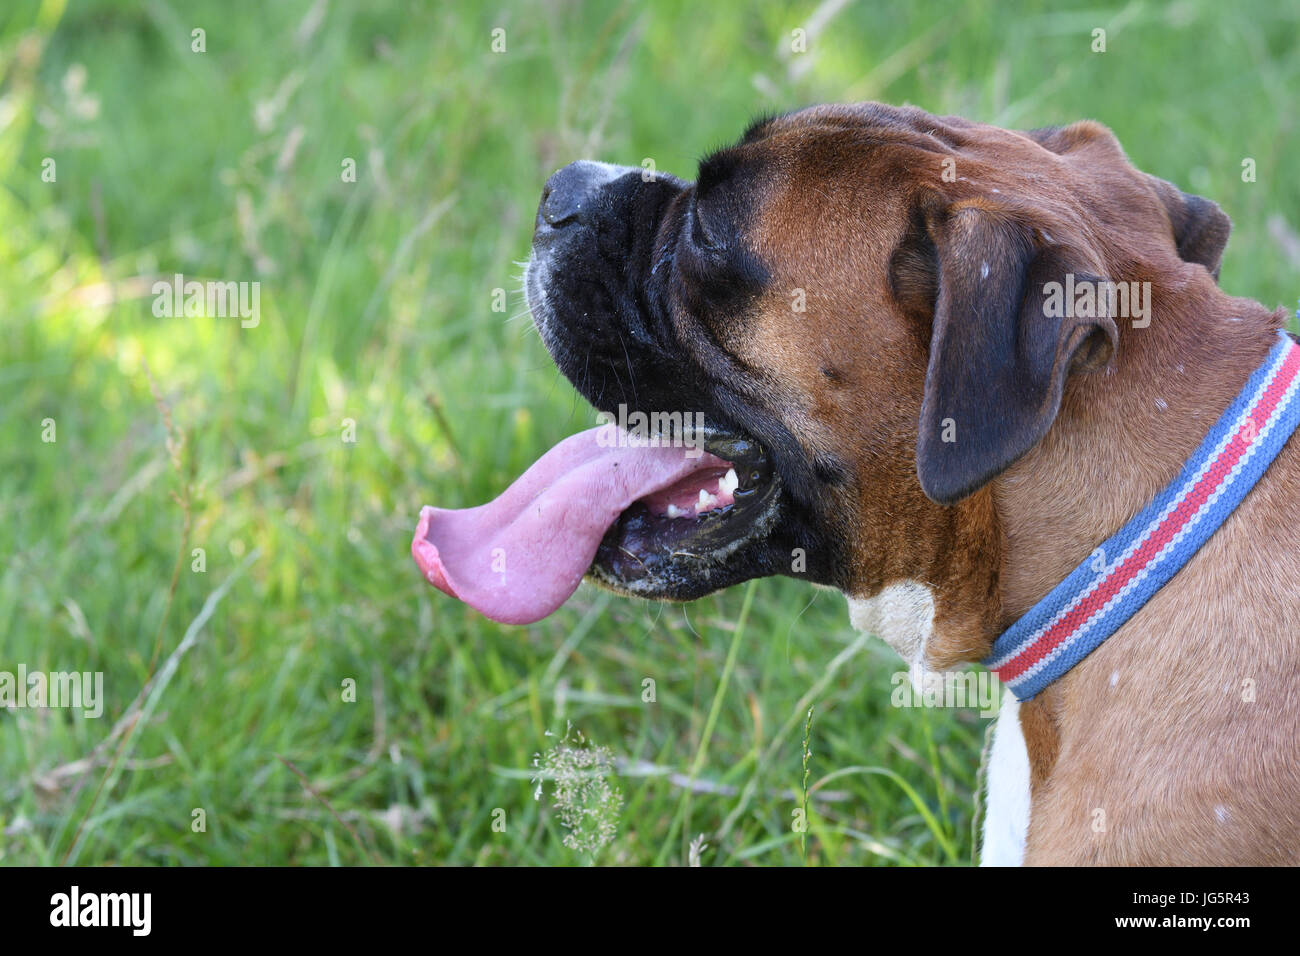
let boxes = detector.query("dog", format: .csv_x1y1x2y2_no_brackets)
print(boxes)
413,102,1300,866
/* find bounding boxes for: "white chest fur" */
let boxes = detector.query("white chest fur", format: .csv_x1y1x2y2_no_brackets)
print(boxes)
846,585,1030,865
847,581,936,688
980,692,1030,865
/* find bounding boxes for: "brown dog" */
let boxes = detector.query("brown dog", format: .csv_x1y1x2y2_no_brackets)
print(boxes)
416,102,1300,865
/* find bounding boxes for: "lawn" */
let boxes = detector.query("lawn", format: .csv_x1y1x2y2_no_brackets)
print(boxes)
1,0,1296,866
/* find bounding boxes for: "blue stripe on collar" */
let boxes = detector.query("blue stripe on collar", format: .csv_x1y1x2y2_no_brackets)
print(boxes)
985,329,1300,701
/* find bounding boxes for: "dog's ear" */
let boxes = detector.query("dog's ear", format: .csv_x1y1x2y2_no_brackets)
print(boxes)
1143,175,1232,280
915,203,1118,505
1022,123,1232,281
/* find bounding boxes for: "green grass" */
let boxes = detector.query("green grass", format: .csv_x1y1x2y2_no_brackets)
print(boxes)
1,0,1296,866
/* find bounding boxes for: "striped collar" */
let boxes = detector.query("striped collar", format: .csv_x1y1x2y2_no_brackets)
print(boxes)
985,329,1300,701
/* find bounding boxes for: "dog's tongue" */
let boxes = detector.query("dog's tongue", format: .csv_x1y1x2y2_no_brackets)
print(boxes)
412,426,726,625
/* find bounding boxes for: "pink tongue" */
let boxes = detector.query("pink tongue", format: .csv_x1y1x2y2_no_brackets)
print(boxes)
411,426,728,625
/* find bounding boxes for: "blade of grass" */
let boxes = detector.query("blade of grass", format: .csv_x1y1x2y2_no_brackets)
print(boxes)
653,579,756,866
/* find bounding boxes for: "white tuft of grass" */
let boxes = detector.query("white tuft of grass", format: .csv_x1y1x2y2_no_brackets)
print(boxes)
532,725,624,858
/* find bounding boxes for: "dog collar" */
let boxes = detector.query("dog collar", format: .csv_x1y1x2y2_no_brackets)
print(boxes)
985,329,1300,701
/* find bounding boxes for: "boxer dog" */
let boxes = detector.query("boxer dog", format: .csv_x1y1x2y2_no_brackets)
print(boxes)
413,103,1300,865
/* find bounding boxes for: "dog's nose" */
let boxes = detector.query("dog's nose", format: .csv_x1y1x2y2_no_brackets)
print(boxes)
539,161,616,227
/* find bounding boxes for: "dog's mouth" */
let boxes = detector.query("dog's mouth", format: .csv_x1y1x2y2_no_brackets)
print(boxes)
410,425,780,624
588,430,781,597
413,165,791,623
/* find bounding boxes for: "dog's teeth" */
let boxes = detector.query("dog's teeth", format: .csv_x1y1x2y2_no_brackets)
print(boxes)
719,468,739,496
696,489,718,512
666,504,685,519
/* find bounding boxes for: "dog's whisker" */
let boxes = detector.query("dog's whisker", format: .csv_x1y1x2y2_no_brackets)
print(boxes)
618,546,648,570
615,330,639,409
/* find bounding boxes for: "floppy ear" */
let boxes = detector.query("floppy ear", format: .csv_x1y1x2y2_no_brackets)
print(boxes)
1144,175,1232,280
915,205,1119,505
1138,175,1227,280
1021,122,1232,280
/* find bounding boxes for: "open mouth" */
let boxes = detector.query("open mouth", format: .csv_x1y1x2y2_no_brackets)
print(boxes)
410,424,781,624
589,431,781,594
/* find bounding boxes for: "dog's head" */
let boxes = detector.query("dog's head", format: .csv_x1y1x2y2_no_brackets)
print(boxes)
522,102,1231,614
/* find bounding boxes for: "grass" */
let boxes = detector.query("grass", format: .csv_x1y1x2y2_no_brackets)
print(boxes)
1,0,1296,866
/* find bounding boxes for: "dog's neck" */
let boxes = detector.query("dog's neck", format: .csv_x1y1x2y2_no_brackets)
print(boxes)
849,266,1286,688
887,267,1285,676
972,269,1287,809
991,270,1282,633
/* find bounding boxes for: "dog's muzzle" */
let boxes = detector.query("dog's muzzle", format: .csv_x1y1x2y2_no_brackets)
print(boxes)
525,161,643,346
